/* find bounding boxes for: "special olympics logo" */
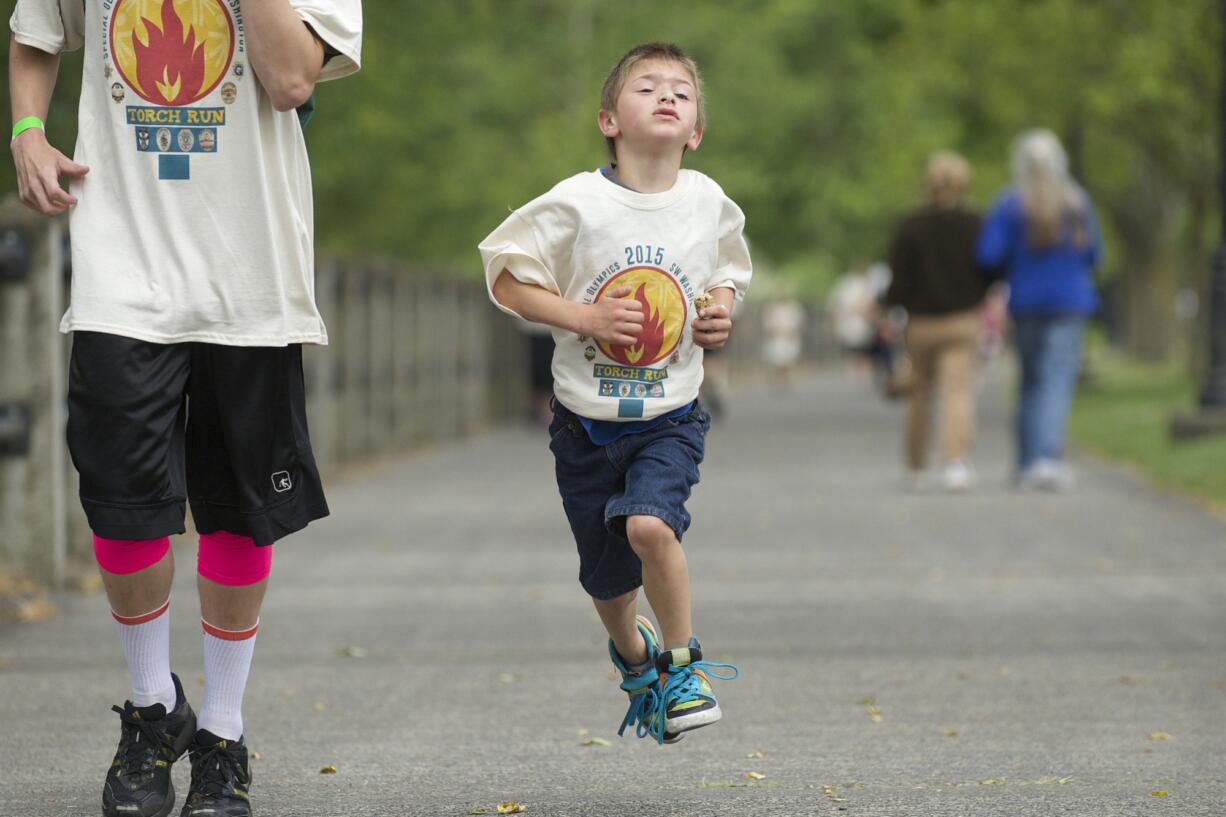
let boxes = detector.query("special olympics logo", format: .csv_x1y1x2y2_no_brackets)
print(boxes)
110,0,235,106
595,267,685,367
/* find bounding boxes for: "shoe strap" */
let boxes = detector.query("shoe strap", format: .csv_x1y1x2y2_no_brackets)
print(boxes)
655,643,703,675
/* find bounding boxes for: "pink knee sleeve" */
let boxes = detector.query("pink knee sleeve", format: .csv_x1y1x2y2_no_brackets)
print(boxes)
197,531,272,586
93,535,170,575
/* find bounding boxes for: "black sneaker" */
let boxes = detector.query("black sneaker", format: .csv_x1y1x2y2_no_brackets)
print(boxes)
103,673,197,817
179,729,252,817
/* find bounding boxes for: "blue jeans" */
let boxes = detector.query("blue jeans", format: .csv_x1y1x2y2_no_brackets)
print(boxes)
1013,315,1086,471
548,400,709,600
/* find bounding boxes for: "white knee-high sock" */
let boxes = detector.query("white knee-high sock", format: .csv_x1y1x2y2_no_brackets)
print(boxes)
198,619,258,740
112,599,176,710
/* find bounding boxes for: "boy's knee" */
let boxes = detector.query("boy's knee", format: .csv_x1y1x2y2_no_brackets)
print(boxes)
594,588,638,610
625,515,678,558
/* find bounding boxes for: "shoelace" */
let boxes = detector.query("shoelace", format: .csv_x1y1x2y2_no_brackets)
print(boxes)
110,705,166,780
190,743,243,800
617,672,662,739
648,659,741,744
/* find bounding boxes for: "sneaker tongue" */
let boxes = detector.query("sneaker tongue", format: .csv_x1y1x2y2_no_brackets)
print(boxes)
656,643,704,673
131,701,167,720
195,728,239,748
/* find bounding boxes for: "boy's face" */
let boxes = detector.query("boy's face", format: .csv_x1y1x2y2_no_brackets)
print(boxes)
599,59,703,158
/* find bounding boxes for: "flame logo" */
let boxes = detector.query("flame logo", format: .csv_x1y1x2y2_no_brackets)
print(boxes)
596,267,685,367
111,0,235,106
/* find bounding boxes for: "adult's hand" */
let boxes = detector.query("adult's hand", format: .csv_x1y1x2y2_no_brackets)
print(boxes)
11,128,88,215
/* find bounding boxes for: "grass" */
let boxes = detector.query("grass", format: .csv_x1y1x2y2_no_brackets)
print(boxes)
1070,349,1226,509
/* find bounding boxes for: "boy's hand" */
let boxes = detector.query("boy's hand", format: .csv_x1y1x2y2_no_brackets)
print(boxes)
11,129,89,215
582,285,644,346
692,290,735,349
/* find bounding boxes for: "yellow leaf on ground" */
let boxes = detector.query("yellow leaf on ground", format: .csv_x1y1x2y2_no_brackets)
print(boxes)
497,802,526,814
319,765,336,774
1151,791,1169,797
250,751,261,761
581,737,611,746
746,751,764,759
577,728,590,736
858,696,875,706
943,730,958,737
746,771,766,781
1148,731,1171,740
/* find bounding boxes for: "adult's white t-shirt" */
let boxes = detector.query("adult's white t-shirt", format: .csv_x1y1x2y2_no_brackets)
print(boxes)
10,0,362,346
479,169,752,422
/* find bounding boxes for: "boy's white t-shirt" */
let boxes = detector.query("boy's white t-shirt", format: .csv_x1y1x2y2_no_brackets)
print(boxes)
10,0,362,346
479,169,752,421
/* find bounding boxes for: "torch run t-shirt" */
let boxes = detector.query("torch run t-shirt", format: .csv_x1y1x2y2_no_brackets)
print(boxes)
479,169,753,422
10,0,362,346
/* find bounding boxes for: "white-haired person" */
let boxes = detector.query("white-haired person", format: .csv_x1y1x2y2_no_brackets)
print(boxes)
977,130,1103,490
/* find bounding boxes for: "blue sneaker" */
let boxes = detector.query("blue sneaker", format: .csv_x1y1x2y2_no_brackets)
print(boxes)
654,638,740,737
609,616,680,743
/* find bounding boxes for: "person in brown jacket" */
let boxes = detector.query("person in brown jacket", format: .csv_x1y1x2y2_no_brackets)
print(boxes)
884,151,991,491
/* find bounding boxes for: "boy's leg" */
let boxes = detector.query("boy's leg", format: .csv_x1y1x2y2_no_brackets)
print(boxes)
592,589,648,666
624,515,691,650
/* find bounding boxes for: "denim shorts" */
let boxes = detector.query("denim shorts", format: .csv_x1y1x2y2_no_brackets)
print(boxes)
548,399,710,600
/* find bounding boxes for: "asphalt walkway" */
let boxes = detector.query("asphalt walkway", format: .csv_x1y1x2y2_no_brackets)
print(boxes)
2,368,1224,816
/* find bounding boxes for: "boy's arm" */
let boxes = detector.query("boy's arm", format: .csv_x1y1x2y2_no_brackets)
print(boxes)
9,37,88,215
692,286,735,350
491,269,644,346
239,0,327,111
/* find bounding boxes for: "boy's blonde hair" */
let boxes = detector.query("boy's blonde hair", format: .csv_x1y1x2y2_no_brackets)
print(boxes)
600,42,705,160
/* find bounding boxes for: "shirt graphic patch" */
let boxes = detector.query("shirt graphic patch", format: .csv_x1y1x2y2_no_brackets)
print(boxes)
594,266,686,367
104,0,245,179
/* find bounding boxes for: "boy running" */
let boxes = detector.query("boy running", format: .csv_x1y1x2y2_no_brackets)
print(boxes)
479,42,750,743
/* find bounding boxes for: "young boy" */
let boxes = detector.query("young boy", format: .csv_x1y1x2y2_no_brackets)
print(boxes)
10,1,360,814
478,42,750,743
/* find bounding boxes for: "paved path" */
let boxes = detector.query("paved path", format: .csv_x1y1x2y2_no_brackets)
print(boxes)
3,368,1225,816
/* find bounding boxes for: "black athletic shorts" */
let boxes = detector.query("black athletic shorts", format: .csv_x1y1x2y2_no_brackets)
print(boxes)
66,331,329,546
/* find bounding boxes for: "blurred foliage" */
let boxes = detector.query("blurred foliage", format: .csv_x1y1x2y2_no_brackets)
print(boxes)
2,0,1219,303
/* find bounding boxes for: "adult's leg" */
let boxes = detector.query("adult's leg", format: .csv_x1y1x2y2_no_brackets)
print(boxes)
68,332,192,708
1012,316,1044,472
937,311,981,465
1032,315,1086,462
904,318,939,472
196,531,272,740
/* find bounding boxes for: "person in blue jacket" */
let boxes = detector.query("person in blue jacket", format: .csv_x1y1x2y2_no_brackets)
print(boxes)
977,129,1102,490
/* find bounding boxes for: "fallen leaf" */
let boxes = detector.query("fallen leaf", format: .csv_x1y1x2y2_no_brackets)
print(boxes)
319,765,337,774
250,751,261,761
746,751,764,759
498,673,518,684
497,802,526,814
943,730,958,738
746,771,766,781
577,728,590,736
336,645,367,658
857,696,876,706
1151,790,1169,797
980,779,998,785
1148,732,1171,740
581,737,611,746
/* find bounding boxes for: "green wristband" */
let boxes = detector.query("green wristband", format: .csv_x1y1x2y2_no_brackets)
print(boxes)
11,116,44,141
